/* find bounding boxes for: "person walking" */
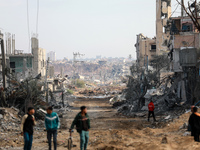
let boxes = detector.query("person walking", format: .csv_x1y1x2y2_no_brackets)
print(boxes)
189,106,200,142
45,106,60,150
70,106,90,150
189,105,195,136
21,107,37,150
148,100,156,122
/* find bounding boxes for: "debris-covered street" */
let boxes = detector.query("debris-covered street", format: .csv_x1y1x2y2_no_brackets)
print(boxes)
2,0,200,149
0,94,200,150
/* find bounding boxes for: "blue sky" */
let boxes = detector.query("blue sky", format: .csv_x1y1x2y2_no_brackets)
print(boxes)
0,0,179,59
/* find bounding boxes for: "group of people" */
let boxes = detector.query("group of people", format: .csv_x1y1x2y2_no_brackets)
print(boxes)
21,101,156,150
148,101,200,142
21,106,90,150
21,100,200,150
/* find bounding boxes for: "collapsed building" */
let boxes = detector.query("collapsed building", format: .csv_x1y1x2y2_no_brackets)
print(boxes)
156,0,171,55
117,0,200,117
0,34,46,82
134,0,200,104
135,34,156,67
167,15,200,103
136,0,171,67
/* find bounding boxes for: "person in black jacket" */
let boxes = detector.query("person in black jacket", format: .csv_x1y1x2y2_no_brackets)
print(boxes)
188,105,195,136
70,106,90,150
189,106,200,142
21,107,37,150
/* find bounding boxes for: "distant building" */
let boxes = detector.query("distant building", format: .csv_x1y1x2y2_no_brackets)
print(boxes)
47,51,56,62
96,55,101,59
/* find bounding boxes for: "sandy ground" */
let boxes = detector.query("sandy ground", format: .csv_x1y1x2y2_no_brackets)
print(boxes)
1,97,200,150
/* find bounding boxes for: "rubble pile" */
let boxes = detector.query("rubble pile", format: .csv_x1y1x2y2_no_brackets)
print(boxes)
3,77,46,113
79,88,107,96
0,107,46,149
79,86,124,96
0,107,21,132
112,73,190,122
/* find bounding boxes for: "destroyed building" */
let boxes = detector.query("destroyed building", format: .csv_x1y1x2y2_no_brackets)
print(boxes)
135,0,171,67
169,16,200,72
165,14,200,103
135,34,156,67
156,0,171,55
0,31,47,85
9,52,34,79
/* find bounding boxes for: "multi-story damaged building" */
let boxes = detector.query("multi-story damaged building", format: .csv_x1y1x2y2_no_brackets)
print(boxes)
135,34,156,67
167,14,200,103
5,36,47,79
156,0,171,55
169,16,200,72
135,0,171,67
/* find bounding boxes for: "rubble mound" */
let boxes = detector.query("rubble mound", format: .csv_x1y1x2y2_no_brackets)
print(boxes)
79,88,105,96
0,107,21,132
79,87,123,96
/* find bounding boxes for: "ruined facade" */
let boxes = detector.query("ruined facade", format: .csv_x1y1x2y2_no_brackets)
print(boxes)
169,16,200,72
9,54,33,73
135,34,156,67
156,0,171,55
167,14,200,103
136,0,171,67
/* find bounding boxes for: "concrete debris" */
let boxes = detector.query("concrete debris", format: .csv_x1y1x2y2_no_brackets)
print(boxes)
164,115,171,120
141,106,148,111
79,87,122,96
0,107,20,132
161,137,168,144
183,132,191,136
179,122,188,130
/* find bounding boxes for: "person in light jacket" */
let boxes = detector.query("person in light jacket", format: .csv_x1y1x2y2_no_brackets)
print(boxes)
45,106,60,150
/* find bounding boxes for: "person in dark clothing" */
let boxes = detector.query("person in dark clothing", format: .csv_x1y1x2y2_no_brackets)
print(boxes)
189,106,195,136
21,107,37,150
70,106,90,150
148,100,156,122
189,106,200,142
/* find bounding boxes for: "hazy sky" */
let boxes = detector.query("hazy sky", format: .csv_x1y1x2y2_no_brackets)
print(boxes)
0,0,179,59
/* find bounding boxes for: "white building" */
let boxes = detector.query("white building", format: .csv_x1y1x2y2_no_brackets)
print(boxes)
47,51,56,62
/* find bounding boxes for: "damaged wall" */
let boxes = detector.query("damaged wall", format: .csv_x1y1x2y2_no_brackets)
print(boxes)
135,34,156,67
156,0,171,55
174,33,200,49
31,37,46,76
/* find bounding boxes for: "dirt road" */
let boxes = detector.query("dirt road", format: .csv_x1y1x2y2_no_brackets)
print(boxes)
2,97,200,150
